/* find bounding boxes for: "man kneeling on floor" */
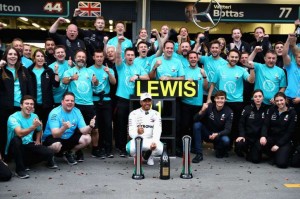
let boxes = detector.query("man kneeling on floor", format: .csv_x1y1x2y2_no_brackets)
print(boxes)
126,92,163,165
5,95,56,179
42,92,94,165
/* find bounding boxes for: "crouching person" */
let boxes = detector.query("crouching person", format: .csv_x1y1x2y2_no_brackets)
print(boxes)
42,92,93,165
126,93,163,165
5,95,55,179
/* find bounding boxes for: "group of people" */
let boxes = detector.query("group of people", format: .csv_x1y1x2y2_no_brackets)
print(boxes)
0,10,300,181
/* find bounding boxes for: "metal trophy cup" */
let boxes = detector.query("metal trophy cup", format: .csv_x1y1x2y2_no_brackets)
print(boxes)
192,0,222,30
180,135,193,179
132,136,144,180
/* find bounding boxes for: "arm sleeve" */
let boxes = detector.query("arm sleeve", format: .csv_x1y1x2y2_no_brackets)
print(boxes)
261,109,271,137
238,107,248,137
128,111,138,139
276,111,297,147
152,112,162,142
218,109,233,136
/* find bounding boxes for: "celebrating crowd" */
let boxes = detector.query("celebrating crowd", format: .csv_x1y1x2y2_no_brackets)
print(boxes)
0,10,300,181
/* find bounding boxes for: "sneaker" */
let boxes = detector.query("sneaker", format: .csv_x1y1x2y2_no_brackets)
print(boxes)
16,170,30,179
192,153,203,163
75,150,84,162
142,150,152,161
63,151,77,165
91,148,101,158
119,150,127,158
147,155,154,166
25,167,30,171
47,157,58,169
106,153,114,158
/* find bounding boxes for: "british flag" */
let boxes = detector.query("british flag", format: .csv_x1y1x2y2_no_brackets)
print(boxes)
78,1,101,17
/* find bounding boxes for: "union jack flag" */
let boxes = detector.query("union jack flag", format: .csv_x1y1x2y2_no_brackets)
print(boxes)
78,1,101,17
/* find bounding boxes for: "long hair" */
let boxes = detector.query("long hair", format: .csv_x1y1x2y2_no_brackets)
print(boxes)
178,27,191,44
1,47,23,80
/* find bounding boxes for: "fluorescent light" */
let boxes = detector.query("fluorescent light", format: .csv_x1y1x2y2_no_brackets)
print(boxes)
65,19,70,23
2,23,7,27
109,25,113,29
19,17,28,22
109,20,113,25
32,23,40,28
40,27,46,31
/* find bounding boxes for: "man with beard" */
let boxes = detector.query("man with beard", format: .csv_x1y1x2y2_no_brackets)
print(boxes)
173,41,191,69
22,44,32,60
193,90,233,160
133,29,163,74
42,92,93,166
207,49,255,152
49,17,86,61
62,50,100,161
248,47,286,106
198,40,228,102
227,28,251,54
44,38,56,65
72,8,109,66
48,45,72,106
11,38,33,68
107,22,132,59
115,36,149,157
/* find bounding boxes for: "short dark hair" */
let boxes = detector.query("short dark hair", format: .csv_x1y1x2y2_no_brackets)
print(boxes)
125,47,135,54
274,92,287,101
228,49,241,59
54,45,66,52
137,41,148,49
94,49,104,55
209,39,220,48
20,95,35,105
62,92,75,100
214,90,227,98
163,40,175,48
187,50,198,58
252,89,264,97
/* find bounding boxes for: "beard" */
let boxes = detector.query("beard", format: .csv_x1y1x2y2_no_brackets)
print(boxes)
76,60,86,68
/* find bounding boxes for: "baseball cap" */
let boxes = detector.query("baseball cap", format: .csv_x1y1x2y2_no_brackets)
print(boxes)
140,92,152,101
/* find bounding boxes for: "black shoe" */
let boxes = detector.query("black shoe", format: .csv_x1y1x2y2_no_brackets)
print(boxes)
47,156,58,169
192,153,203,163
215,150,224,158
16,170,30,179
106,151,114,158
99,148,106,159
91,148,101,158
142,150,152,161
75,150,84,162
119,149,127,157
64,151,77,165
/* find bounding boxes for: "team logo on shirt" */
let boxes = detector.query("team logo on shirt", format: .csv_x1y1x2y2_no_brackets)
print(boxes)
224,81,236,94
284,115,289,121
76,81,90,94
220,114,225,121
271,113,277,120
262,80,275,92
46,73,49,79
209,112,214,120
249,111,254,119
262,112,265,119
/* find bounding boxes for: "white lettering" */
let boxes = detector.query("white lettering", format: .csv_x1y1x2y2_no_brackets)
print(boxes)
0,4,21,12
214,10,244,18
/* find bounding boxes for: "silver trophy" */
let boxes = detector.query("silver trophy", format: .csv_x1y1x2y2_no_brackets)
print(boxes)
132,136,144,180
180,135,193,179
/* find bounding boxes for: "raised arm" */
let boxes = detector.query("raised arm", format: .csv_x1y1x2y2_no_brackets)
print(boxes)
115,36,124,66
49,17,67,33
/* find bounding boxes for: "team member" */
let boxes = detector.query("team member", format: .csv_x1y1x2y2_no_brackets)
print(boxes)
174,41,191,69
89,50,116,158
28,49,60,127
107,22,132,59
260,92,297,168
23,44,32,60
274,41,284,69
42,92,94,165
192,91,233,162
235,89,268,163
62,50,100,161
248,47,287,106
44,38,56,65
0,152,12,181
250,27,272,64
48,45,72,105
49,17,86,61
72,8,109,66
133,28,153,57
0,47,33,157
126,93,163,166
11,38,33,68
226,27,251,53
6,95,56,179
115,36,149,157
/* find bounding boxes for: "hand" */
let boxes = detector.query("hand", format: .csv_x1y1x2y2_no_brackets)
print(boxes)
74,8,82,17
295,19,300,26
260,137,267,146
0,60,6,68
92,74,98,85
206,98,212,104
177,35,182,43
62,119,72,129
200,68,206,77
236,137,245,142
129,75,139,82
254,46,263,52
103,36,109,44
54,64,59,74
33,118,42,129
57,17,67,24
151,29,158,36
187,78,193,82
159,76,169,81
153,59,162,71
271,145,279,152
137,125,144,134
68,56,73,67
201,103,209,112
150,142,157,150
89,116,96,128
118,36,125,44
34,140,41,146
150,38,156,44
72,72,79,80
293,98,300,104
270,98,275,105
104,64,110,73
230,43,235,50
209,133,218,140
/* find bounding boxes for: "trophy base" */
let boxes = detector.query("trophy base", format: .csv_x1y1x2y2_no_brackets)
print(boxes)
180,173,193,179
132,174,145,180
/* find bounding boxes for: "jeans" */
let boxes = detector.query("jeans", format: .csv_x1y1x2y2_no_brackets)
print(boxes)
193,122,230,154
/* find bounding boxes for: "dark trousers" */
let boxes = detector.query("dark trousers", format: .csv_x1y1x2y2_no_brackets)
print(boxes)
75,104,95,125
0,107,20,157
193,122,230,154
115,98,130,151
95,101,113,152
178,102,201,148
235,138,262,163
227,102,244,145
8,136,54,172
0,160,12,181
35,105,52,131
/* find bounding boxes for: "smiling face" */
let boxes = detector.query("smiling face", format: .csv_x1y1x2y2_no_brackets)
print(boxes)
210,43,221,58
227,51,240,67
140,98,152,111
264,52,277,67
66,24,78,40
137,42,148,58
21,99,35,116
180,41,191,56
12,40,23,55
214,95,226,109
274,43,283,56
188,52,198,68
34,51,45,67
6,48,19,67
75,51,87,68
275,96,287,110
163,42,174,59
94,18,105,31
62,94,75,112
54,47,66,62
93,52,104,66
232,28,242,42
45,40,55,54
